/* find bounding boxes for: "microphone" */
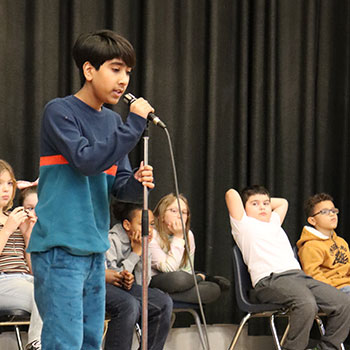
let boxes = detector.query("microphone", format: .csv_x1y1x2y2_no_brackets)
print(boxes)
123,93,166,129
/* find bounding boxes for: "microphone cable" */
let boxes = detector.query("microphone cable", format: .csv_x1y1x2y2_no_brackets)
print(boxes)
163,126,210,350
123,93,210,349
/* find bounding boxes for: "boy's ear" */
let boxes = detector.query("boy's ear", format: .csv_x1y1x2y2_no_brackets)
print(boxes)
307,216,316,226
122,219,131,231
82,61,95,82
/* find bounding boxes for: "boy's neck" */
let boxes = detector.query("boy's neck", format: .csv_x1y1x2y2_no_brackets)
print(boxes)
314,226,333,238
74,85,103,111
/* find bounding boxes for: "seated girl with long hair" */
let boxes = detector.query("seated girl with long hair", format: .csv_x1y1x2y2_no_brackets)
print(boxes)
149,193,229,303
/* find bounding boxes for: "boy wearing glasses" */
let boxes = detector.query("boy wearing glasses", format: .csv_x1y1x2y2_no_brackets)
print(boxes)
226,186,350,350
297,193,350,295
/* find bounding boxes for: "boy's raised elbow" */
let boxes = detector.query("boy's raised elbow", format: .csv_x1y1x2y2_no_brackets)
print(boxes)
225,188,239,199
225,188,244,220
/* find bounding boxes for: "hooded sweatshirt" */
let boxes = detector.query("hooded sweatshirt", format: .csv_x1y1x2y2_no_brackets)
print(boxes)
297,226,350,288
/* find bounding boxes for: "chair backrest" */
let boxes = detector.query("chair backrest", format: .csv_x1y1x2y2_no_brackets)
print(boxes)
292,245,299,261
232,245,255,312
232,245,286,313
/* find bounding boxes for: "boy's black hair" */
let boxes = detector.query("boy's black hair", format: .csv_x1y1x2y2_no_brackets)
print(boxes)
73,29,136,85
304,193,334,218
19,185,38,206
240,185,271,207
111,200,143,223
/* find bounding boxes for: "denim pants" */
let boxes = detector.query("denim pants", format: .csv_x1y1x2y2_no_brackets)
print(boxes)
105,283,173,350
254,270,350,350
31,248,105,350
0,273,42,346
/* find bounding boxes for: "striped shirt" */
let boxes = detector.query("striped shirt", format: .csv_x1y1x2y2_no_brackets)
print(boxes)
0,224,30,274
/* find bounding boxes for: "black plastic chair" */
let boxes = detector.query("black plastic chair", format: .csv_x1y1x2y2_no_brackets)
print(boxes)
230,245,290,350
172,300,208,350
0,309,31,350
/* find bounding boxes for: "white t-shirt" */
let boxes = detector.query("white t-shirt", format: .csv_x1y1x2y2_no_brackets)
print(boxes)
230,212,300,287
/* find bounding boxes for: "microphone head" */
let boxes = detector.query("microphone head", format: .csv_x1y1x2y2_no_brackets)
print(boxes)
123,93,137,105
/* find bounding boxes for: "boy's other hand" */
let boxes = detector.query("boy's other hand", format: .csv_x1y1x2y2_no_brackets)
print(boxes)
105,269,123,287
121,270,134,290
129,97,154,120
134,161,154,189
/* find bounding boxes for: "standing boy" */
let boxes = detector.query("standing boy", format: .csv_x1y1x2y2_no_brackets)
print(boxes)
297,193,350,294
27,30,155,350
225,185,350,350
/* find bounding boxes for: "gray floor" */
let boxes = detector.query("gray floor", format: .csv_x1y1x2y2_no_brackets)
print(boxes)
0,324,274,350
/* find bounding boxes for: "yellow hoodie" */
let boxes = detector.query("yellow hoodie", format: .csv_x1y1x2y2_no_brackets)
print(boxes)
297,226,350,289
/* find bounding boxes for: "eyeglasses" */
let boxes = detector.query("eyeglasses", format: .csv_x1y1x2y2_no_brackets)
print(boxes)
166,208,189,216
311,208,339,217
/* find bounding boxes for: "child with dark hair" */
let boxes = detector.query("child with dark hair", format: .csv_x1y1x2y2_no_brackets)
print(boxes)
27,29,155,350
297,193,350,294
105,201,172,350
226,185,350,350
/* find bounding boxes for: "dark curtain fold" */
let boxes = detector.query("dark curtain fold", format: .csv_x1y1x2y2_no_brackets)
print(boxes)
1,0,350,326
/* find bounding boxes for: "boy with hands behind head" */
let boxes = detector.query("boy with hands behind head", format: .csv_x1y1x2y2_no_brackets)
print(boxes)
226,185,350,350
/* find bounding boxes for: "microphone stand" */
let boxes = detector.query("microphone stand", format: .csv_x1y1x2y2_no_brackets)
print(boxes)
141,122,149,350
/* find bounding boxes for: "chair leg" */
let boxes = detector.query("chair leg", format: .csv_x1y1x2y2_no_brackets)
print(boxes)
184,309,209,350
270,314,283,350
135,323,142,344
315,315,345,350
315,315,325,336
228,313,252,350
170,312,176,328
280,316,290,347
14,325,25,350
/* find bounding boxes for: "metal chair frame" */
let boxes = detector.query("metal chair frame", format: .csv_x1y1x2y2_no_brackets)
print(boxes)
171,301,209,350
0,309,31,350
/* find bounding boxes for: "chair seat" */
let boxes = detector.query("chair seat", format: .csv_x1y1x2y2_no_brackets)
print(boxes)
173,300,201,309
0,309,31,325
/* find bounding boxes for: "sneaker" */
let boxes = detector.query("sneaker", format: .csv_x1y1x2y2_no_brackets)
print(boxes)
206,275,231,291
26,339,41,350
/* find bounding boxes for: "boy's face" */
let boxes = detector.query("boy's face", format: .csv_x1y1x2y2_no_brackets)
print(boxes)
123,209,155,241
245,194,272,222
23,192,38,216
88,58,131,105
307,200,338,235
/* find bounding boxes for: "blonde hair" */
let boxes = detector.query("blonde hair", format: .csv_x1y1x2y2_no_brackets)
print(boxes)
153,193,191,268
0,159,17,212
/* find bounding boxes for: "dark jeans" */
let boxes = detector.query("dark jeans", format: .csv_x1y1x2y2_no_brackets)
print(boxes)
105,283,173,350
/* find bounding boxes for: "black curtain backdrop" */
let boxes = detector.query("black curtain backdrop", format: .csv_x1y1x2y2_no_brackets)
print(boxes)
1,0,350,327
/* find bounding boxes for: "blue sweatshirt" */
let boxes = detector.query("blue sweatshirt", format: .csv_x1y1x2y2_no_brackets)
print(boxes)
27,95,147,255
